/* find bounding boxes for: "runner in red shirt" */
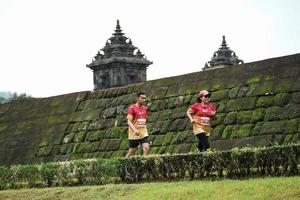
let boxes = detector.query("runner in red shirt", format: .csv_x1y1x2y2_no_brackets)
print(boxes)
186,90,216,152
126,92,150,157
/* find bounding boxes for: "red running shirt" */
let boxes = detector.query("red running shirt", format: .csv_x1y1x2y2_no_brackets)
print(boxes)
127,104,148,140
190,102,216,125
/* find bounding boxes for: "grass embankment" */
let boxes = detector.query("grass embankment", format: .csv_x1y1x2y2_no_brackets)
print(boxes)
1,176,300,200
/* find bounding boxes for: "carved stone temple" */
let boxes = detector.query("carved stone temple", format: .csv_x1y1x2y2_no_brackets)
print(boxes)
87,20,153,90
203,35,244,71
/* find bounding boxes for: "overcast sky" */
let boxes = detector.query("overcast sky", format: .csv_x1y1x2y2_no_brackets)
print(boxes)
0,0,300,97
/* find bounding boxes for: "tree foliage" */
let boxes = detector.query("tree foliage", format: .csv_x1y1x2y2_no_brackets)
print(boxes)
0,92,33,104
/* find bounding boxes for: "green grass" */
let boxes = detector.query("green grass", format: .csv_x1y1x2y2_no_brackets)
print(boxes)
1,177,300,200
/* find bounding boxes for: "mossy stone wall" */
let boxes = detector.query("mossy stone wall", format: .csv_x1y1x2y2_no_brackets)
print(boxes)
1,53,300,165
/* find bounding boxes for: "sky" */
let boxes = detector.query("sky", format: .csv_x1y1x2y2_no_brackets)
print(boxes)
0,0,300,97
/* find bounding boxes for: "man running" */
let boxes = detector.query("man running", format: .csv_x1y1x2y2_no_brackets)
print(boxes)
126,92,150,157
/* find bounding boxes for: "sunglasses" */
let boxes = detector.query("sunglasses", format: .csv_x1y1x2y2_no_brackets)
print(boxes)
203,94,211,98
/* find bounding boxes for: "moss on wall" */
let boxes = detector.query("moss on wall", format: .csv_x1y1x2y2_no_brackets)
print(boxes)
1,53,300,165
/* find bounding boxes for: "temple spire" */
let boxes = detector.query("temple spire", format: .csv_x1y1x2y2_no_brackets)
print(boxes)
221,35,227,48
203,35,244,71
113,19,124,36
86,20,152,90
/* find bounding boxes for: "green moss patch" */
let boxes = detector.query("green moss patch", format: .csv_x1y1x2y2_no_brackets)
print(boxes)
223,112,237,125
238,124,255,138
274,93,290,106
228,87,239,99
264,106,282,121
211,124,225,140
237,111,252,124
256,96,274,108
251,108,265,123
211,89,229,101
225,97,257,112
73,131,87,143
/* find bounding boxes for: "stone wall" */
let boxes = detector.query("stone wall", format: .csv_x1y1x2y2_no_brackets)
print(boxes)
1,53,300,165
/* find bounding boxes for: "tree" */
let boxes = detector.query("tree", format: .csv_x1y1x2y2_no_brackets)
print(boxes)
9,92,33,101
0,92,33,104
0,96,7,104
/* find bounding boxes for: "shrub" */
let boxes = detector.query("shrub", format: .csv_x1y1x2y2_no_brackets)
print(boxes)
0,166,12,190
39,162,57,187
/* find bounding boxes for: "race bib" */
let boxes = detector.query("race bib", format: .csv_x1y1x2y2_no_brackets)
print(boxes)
199,117,210,125
137,118,146,127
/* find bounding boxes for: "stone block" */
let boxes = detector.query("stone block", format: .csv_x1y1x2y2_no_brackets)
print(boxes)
216,101,226,112
252,81,274,96
63,133,75,144
229,125,241,139
119,139,128,150
99,139,109,151
291,133,300,143
157,146,167,154
59,144,69,154
291,92,300,104
106,139,121,151
73,131,87,143
85,130,105,142
256,95,275,108
148,86,168,100
251,108,265,123
228,87,239,99
225,97,257,112
283,134,294,144
110,127,127,139
284,104,300,119
223,112,237,125
168,118,186,132
164,145,176,154
152,135,165,146
37,146,52,157
222,125,234,139
211,89,229,101
273,78,296,93
211,124,225,140
264,106,282,121
160,120,171,134
237,124,255,138
171,131,193,145
163,132,174,145
71,109,100,122
111,150,126,158
274,93,290,106
292,78,300,91
174,143,192,154
91,142,100,152
260,119,298,135
237,111,252,124
211,113,226,127
149,147,160,155
170,107,187,119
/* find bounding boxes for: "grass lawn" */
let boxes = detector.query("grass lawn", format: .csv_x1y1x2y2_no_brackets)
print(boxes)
1,176,300,200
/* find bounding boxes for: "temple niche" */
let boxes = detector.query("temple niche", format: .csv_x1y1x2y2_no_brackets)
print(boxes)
203,35,244,71
87,20,152,90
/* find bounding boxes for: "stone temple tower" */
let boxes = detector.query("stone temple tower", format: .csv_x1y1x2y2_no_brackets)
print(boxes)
203,35,244,71
87,20,153,90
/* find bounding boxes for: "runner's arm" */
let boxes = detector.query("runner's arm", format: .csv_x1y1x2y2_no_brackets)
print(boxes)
127,114,139,134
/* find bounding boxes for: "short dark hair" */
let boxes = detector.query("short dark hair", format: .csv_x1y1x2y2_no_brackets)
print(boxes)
137,92,145,97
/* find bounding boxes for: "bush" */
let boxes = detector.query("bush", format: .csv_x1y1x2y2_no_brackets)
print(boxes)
18,165,40,188
39,162,57,187
117,144,300,182
0,166,11,190
0,144,299,189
